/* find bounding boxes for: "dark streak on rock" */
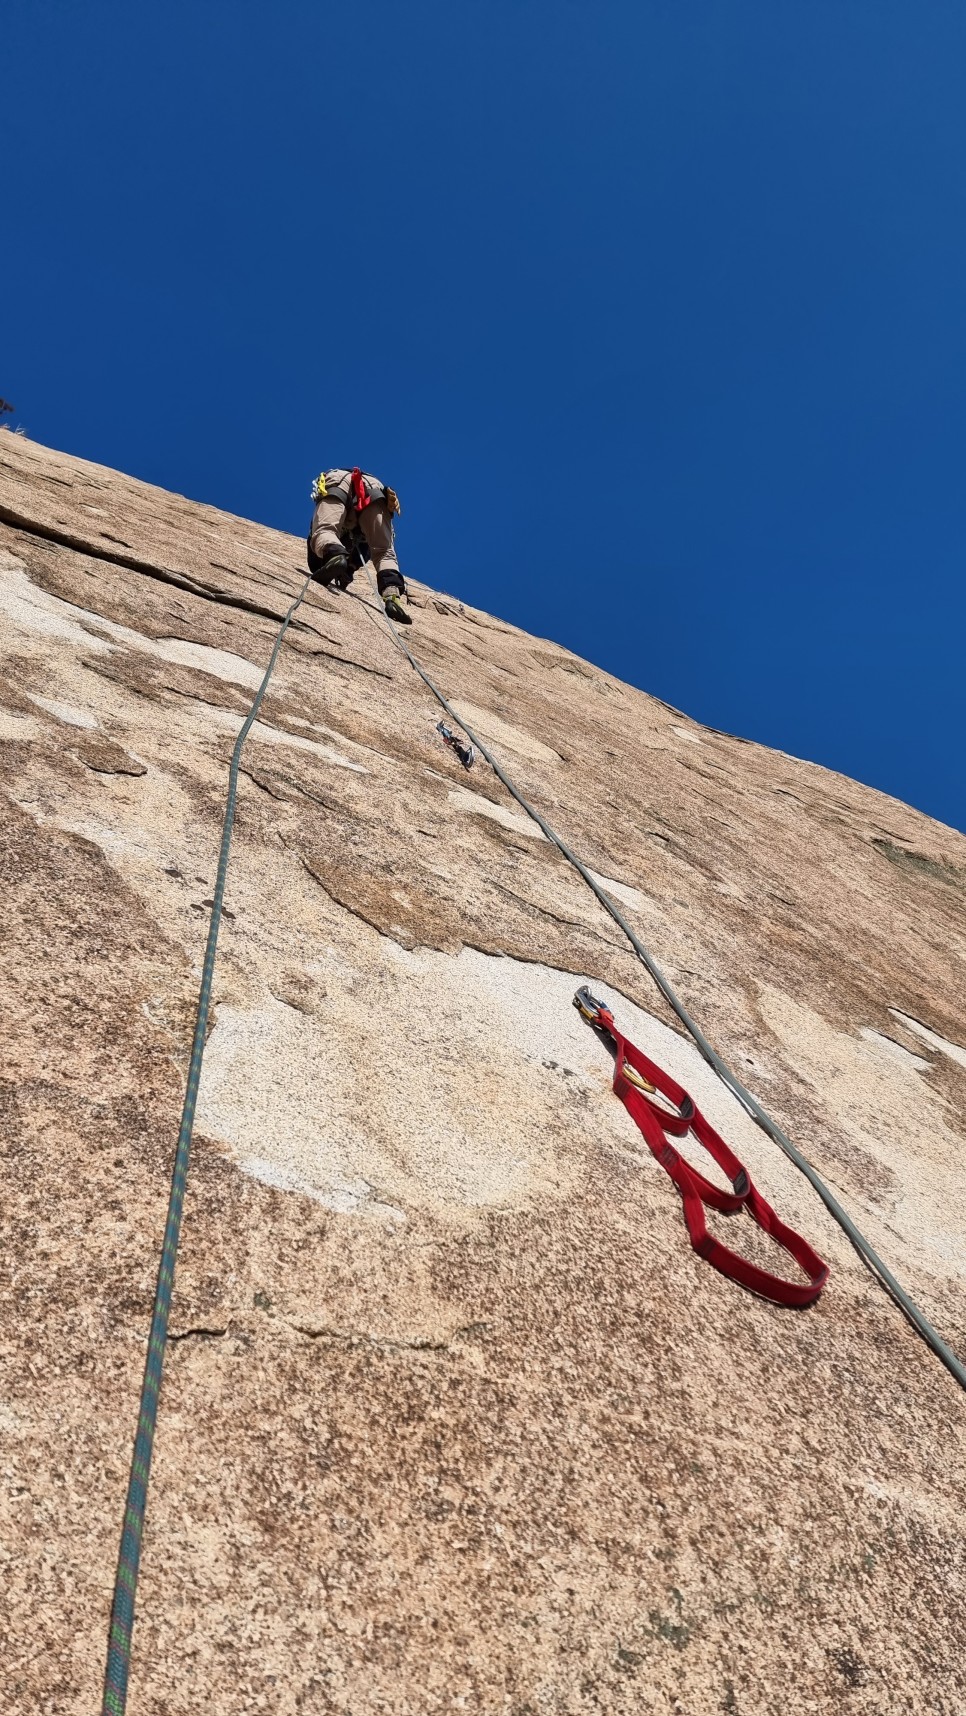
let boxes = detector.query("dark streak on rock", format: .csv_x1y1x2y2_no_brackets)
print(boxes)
0,505,322,634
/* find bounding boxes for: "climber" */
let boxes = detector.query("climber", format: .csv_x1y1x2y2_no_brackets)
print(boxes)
307,467,411,624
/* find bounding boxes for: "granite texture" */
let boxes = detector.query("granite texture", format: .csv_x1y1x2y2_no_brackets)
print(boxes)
1,430,965,1715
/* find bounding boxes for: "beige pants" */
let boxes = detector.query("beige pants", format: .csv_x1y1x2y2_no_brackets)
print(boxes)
309,497,402,593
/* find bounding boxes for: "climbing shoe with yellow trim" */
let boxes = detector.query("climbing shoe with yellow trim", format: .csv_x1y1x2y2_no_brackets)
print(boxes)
383,593,412,625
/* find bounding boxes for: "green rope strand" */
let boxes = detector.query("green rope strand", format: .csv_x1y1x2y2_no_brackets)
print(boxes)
102,572,312,1716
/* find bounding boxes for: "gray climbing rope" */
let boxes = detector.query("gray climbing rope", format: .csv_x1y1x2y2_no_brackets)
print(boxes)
360,571,966,1396
102,571,313,1716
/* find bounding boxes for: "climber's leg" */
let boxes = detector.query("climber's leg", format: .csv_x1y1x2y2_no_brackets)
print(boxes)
359,502,403,594
308,497,352,586
358,501,410,624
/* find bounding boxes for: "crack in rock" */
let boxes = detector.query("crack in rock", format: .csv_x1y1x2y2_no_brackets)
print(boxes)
0,506,322,633
491,879,627,952
301,643,395,680
244,766,340,812
288,1323,450,1353
286,1319,490,1354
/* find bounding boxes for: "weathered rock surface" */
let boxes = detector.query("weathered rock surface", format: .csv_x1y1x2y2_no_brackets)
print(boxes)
1,430,965,1714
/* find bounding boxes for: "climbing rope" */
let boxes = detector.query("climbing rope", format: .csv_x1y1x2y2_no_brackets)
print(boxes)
100,543,964,1715
102,571,313,1716
359,571,966,1395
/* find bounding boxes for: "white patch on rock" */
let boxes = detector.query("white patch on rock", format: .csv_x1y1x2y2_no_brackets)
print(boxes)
0,1401,24,1436
0,557,266,689
26,693,98,729
184,700,367,769
760,985,966,1273
69,606,266,689
891,1010,966,1072
671,725,703,744
448,700,562,764
149,636,265,689
858,1029,931,1075
586,868,646,912
0,557,112,648
447,785,545,838
238,1154,403,1219
247,720,366,770
196,949,797,1223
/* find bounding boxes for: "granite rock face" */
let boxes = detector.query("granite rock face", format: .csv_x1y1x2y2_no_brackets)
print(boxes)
1,430,965,1715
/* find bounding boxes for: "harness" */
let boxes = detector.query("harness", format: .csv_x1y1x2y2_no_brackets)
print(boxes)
311,468,389,506
348,468,401,515
574,987,829,1307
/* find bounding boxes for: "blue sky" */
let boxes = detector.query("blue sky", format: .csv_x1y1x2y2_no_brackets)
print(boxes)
5,0,965,832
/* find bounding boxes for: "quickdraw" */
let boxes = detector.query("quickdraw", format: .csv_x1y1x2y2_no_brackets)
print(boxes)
436,720,475,770
574,987,829,1308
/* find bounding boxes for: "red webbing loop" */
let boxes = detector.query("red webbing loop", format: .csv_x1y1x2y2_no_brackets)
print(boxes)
350,467,371,513
597,1005,829,1307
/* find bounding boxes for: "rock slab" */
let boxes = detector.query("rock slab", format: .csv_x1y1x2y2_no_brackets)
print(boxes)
2,431,965,1714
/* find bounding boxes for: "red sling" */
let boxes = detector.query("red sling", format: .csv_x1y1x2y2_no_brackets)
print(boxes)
575,989,829,1307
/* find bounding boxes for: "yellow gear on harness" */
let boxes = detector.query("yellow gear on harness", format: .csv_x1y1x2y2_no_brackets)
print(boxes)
311,473,399,513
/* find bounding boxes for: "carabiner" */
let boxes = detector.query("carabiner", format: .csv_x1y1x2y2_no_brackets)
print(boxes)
573,985,610,1024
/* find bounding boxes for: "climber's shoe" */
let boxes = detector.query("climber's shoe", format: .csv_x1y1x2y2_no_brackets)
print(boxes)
383,593,412,625
313,546,351,588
